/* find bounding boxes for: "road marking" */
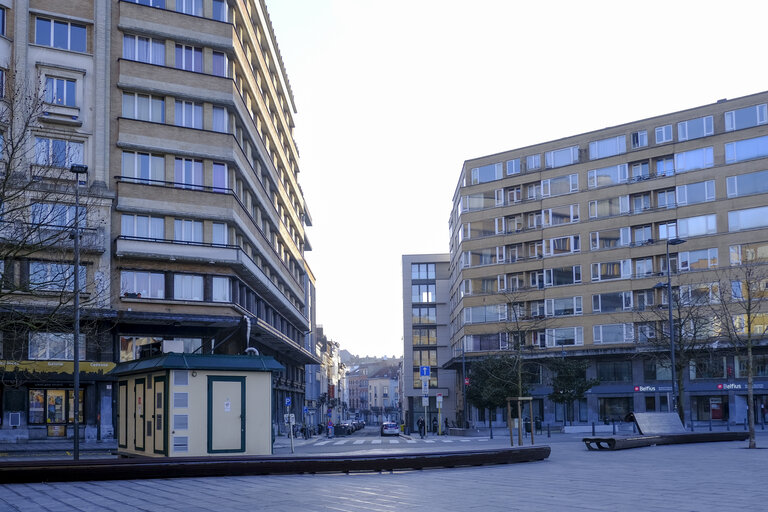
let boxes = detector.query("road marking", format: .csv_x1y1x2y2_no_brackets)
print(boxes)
389,439,399,444
460,439,471,442
333,440,349,445
315,441,331,446
478,439,489,442
353,440,365,445
371,439,381,444
406,440,416,444
424,440,435,444
440,440,453,443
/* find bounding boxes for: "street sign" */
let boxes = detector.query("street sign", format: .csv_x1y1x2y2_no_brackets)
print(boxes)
285,397,292,407
421,380,429,395
420,366,431,377
283,414,295,424
464,377,470,385
422,397,429,407
436,393,443,407
303,406,308,414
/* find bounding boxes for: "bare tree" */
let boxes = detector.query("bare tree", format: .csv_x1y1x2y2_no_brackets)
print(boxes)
0,68,109,387
712,263,768,449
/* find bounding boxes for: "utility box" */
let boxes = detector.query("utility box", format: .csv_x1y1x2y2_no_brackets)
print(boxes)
110,353,283,457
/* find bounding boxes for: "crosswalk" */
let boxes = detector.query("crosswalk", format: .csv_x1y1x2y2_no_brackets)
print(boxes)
311,437,488,447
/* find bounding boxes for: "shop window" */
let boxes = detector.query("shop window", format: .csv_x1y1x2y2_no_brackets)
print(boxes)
599,397,632,422
28,389,83,424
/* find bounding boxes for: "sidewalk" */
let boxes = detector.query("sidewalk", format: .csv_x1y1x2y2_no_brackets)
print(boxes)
0,439,117,458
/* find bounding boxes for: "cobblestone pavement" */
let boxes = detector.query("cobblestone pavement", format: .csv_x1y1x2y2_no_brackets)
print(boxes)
1,433,767,511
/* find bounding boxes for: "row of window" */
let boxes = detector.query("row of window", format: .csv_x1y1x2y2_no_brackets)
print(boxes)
468,102,768,186
123,35,230,77
121,92,230,133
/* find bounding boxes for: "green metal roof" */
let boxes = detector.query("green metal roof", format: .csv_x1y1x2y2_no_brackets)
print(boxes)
108,353,284,376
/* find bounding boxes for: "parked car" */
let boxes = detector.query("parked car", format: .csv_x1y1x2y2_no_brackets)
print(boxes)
380,421,399,436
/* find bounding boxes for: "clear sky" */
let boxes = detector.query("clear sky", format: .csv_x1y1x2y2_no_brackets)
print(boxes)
265,0,768,358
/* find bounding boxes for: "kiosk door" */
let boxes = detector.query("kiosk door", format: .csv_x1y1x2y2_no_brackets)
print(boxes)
135,378,145,450
208,376,245,453
153,376,166,454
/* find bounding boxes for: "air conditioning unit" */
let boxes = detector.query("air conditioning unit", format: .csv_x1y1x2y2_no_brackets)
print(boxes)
9,412,21,427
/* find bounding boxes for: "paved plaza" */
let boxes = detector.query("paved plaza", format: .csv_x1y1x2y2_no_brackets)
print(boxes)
1,432,767,511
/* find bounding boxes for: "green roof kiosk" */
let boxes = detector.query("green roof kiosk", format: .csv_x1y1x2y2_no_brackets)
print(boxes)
110,353,283,457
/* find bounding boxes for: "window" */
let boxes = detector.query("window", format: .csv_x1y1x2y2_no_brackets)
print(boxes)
655,124,672,144
657,189,675,209
411,263,436,280
674,147,713,173
212,107,228,133
596,361,633,380
173,158,203,189
412,306,437,324
544,297,582,317
727,169,768,198
463,305,506,324
28,389,83,425
676,180,715,206
526,154,541,171
689,357,726,379
735,355,768,378
212,163,228,192
470,163,502,184
174,100,203,129
635,258,654,276
632,193,651,213
542,204,579,226
545,327,583,347
680,282,719,305
545,146,579,168
0,7,5,37
128,0,165,6
656,156,674,177
173,274,203,301
35,18,87,52
588,164,628,188
506,158,520,175
29,261,85,292
543,235,580,256
212,277,230,302
411,284,435,303
174,44,203,72
633,225,652,245
122,151,164,183
121,214,164,238
589,135,626,160
677,214,716,237
121,271,165,298
725,104,767,132
591,260,631,281
728,206,768,232
122,92,164,123
588,196,629,218
658,221,677,240
212,222,228,245
635,290,655,311
123,35,165,65
527,183,541,200
176,0,203,17
30,203,83,229
44,77,76,107
29,332,85,360
541,174,578,197
729,241,768,265
174,219,203,243
590,227,630,250
631,162,649,181
212,0,228,22
592,291,632,313
35,137,83,167
677,115,713,141
412,327,436,345
212,51,228,77
544,266,581,287
725,135,768,164
631,130,648,149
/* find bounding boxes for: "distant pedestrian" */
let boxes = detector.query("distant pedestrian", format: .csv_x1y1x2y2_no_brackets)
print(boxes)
444,418,449,434
417,417,425,439
432,418,438,434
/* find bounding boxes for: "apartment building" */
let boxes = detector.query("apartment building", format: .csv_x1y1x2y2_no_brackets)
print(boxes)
402,254,456,432
448,91,768,428
0,0,317,443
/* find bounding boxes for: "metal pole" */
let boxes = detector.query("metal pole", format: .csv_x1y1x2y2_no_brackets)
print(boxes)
70,165,87,461
666,240,678,417
461,344,467,428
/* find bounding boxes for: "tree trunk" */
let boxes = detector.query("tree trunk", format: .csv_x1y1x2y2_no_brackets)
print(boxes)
748,341,756,448
488,409,493,439
676,371,686,425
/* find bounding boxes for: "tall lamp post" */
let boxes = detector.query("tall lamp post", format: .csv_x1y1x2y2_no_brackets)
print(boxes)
658,237,686,416
70,164,88,460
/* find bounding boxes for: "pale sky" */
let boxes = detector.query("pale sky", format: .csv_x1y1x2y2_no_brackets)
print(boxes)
265,0,768,357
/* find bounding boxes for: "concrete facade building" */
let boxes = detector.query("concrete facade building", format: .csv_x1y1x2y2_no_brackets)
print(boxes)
402,254,456,432
448,91,768,428
0,0,318,446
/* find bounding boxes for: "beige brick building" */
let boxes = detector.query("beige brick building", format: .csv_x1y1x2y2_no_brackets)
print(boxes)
448,91,768,428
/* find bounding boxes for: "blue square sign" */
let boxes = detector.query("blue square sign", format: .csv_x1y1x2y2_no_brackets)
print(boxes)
420,366,431,377
285,397,292,407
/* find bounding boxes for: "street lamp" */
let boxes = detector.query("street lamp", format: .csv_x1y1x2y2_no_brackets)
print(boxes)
656,237,686,417
69,164,87,461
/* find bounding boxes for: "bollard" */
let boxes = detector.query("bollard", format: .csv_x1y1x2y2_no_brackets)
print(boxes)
592,422,595,436
709,417,712,432
690,421,694,432
547,423,551,438
744,417,748,431
727,420,730,431
632,422,636,434
612,419,616,435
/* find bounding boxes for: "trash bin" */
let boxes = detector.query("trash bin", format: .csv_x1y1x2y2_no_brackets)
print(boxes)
535,418,542,433
524,418,531,433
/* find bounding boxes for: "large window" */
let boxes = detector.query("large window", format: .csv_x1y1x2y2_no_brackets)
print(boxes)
677,115,713,141
588,163,628,188
212,277,230,302
543,235,580,256
544,297,582,317
123,35,165,65
463,305,506,324
29,261,85,292
727,169,768,198
689,357,726,379
175,44,203,72
526,154,541,171
506,158,521,175
212,222,228,245
725,135,768,164
174,100,203,129
122,92,164,123
542,204,579,226
121,271,165,298
44,77,76,107
470,163,502,184
213,163,228,192
725,104,767,132
212,0,228,22
679,248,717,272
597,361,633,381
121,214,164,238
545,327,583,347
591,260,631,281
544,266,581,287
545,146,579,169
30,203,82,229
174,219,203,243
728,206,768,232
412,327,436,346
122,151,164,183
176,0,203,16
173,158,203,189
674,147,713,173
412,284,435,303
729,241,768,265
592,292,632,313
589,135,626,160
676,180,715,206
35,137,83,167
541,174,578,197
212,107,228,133
28,389,83,425
588,196,629,218
590,227,630,250
28,332,85,361
35,18,87,52
599,397,632,421
677,214,716,237
655,124,672,144
173,274,203,301
212,51,228,77
631,130,648,149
